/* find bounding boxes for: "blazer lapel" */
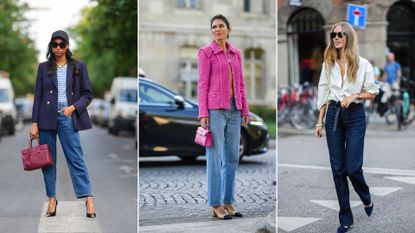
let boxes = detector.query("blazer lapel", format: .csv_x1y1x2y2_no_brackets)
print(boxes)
67,63,74,91
50,70,58,89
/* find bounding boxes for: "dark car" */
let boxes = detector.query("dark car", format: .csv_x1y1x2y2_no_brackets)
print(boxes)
139,78,269,161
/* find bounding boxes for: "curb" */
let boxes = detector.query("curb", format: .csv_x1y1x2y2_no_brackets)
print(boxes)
264,210,276,233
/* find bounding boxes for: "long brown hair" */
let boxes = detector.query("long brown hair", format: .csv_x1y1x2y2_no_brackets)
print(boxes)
323,22,359,83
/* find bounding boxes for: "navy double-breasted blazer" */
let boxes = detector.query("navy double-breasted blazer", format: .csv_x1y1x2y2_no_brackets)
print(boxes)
32,60,93,131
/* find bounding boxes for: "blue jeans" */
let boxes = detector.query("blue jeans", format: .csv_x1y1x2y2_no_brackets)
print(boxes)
40,112,92,198
206,99,242,206
325,101,371,226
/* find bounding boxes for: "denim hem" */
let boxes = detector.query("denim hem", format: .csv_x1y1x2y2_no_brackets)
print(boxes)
76,193,93,199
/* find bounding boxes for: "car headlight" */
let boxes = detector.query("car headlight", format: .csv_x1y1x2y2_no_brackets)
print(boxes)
249,112,265,126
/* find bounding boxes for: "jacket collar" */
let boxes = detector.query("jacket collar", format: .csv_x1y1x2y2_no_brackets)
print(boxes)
209,40,237,55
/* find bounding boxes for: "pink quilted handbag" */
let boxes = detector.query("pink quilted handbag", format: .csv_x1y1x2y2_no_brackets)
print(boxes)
194,126,212,147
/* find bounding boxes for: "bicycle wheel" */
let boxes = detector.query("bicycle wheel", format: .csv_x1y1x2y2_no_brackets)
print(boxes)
290,102,316,130
385,106,397,125
403,104,415,126
397,104,403,131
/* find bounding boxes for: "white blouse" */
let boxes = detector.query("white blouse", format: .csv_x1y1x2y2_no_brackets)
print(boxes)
317,56,379,110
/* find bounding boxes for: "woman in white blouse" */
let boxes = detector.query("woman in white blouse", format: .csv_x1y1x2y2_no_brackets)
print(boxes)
315,22,379,233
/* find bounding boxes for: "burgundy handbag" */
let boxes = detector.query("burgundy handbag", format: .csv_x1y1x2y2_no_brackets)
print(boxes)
21,139,53,171
194,126,212,147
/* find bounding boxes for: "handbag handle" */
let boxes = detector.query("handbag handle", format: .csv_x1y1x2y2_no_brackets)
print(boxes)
29,139,41,148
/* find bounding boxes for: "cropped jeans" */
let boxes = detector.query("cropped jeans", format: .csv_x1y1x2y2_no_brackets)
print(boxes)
325,101,371,226
40,109,92,199
206,99,242,206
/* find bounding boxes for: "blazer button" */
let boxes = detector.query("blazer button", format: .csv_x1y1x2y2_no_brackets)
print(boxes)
47,101,50,104
71,92,74,95
50,90,53,93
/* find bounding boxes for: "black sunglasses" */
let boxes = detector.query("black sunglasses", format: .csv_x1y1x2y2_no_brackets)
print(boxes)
50,41,67,49
330,32,345,39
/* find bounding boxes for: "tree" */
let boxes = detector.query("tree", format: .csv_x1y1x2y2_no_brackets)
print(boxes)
0,0,38,96
71,0,137,97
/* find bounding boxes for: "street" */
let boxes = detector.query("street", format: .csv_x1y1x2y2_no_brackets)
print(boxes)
0,123,137,233
139,148,276,231
278,121,415,233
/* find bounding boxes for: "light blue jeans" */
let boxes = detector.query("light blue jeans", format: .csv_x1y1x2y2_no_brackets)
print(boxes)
206,99,242,206
40,112,92,198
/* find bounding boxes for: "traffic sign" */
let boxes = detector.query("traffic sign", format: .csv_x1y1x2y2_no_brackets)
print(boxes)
347,4,367,29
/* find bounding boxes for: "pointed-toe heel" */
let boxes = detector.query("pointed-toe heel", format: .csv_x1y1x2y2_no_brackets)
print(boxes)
365,202,374,217
336,224,351,233
224,205,243,218
85,200,96,218
46,200,58,217
211,207,232,220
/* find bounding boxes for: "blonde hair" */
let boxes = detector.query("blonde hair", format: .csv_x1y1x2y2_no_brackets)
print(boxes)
323,22,359,83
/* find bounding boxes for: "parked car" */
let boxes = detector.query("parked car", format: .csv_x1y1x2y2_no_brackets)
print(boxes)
139,78,269,161
15,97,33,123
108,77,137,135
0,77,17,135
88,98,110,127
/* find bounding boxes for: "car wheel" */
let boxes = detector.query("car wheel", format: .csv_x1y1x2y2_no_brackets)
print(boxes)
239,131,248,161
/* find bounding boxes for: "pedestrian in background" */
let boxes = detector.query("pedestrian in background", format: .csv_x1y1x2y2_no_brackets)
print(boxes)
315,22,379,233
198,14,249,220
30,30,96,218
382,52,402,100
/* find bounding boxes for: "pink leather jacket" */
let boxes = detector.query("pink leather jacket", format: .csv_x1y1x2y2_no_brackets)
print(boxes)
197,41,249,119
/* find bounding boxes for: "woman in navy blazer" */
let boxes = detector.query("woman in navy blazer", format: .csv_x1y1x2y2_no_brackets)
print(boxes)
30,30,96,218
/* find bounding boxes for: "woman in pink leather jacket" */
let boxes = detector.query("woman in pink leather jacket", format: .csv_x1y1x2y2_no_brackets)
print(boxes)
198,14,249,220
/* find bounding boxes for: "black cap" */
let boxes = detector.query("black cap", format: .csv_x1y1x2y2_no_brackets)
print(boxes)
50,30,69,43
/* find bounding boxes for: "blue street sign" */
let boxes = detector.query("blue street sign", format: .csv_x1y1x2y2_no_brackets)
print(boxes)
347,4,367,29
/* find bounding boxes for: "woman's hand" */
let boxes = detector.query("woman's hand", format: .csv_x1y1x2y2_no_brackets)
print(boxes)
30,123,39,139
63,105,76,117
315,123,323,138
341,94,358,108
241,116,249,126
200,117,209,128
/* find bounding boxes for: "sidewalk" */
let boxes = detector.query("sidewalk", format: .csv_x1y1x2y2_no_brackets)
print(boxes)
139,211,276,233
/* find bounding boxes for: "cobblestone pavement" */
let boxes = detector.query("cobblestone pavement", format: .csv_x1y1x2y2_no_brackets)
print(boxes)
139,150,276,226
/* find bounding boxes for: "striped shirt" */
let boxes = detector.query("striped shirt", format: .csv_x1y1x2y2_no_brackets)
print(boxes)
57,65,68,106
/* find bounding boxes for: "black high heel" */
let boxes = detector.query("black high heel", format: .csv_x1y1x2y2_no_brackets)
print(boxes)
86,199,96,218
46,200,58,217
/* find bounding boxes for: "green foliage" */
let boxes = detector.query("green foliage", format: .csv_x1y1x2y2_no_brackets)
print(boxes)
71,0,137,97
0,0,38,96
249,105,276,122
249,105,276,138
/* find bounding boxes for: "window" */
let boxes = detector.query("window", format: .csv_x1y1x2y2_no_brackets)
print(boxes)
243,0,265,14
244,49,265,101
119,89,137,103
0,89,8,102
178,46,198,100
177,0,200,9
139,84,175,105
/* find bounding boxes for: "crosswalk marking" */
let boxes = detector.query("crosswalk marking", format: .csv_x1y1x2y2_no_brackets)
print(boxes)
279,163,415,176
310,200,361,211
278,217,321,232
384,176,415,184
371,187,402,196
38,201,101,233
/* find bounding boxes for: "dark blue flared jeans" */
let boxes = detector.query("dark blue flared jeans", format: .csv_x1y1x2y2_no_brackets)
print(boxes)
325,101,371,226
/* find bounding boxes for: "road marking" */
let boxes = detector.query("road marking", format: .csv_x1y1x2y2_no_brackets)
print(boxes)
371,187,402,196
119,165,137,177
38,201,101,233
310,200,361,211
278,217,321,232
279,163,415,176
384,176,415,184
139,217,265,233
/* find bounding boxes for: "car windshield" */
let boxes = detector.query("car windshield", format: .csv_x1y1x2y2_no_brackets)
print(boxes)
119,89,137,103
0,89,8,102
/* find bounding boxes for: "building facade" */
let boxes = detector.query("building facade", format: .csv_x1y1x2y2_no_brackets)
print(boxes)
278,0,415,86
140,0,276,106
